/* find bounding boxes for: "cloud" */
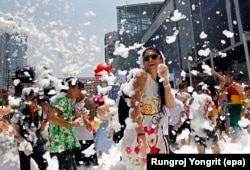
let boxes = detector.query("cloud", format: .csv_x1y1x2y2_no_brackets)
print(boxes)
85,10,96,17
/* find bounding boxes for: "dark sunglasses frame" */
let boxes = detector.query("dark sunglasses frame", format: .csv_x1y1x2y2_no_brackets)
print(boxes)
143,54,159,62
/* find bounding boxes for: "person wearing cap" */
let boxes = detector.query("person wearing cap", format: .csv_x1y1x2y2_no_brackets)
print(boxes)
93,94,115,158
47,77,82,170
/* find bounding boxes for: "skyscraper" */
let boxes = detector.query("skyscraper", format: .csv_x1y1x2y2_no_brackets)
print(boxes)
0,32,27,87
115,1,164,72
142,0,250,83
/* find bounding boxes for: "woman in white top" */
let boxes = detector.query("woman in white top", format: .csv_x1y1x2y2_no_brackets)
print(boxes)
121,47,175,170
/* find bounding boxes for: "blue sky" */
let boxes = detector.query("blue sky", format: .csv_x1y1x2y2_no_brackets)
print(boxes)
0,0,163,77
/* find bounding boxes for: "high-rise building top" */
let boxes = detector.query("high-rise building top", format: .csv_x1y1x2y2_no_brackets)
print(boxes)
142,0,250,84
104,31,118,68
117,2,164,43
0,33,27,87
114,1,164,73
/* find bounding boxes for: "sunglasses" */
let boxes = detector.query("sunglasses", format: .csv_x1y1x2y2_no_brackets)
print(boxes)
143,54,159,62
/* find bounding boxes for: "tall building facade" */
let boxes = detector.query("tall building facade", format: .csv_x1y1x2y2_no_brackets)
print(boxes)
0,33,9,87
104,31,119,72
141,0,250,84
0,33,27,88
115,1,164,72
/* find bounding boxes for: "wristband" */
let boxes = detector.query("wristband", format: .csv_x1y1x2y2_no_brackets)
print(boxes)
163,82,171,88
137,133,145,136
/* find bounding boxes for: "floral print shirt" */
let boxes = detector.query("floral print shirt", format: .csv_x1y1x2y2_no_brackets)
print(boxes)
48,95,80,153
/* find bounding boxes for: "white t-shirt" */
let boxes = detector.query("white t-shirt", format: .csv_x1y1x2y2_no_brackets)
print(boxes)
73,98,94,140
74,125,93,141
168,98,184,126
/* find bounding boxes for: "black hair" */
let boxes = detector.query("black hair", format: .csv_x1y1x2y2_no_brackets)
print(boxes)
43,85,55,97
77,81,84,89
60,77,84,93
30,95,38,101
24,88,38,101
157,76,165,114
25,89,34,98
64,77,78,87
178,82,187,90
142,47,163,61
143,47,165,114
225,71,234,77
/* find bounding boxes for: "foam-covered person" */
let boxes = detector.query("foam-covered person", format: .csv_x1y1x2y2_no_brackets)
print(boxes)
93,94,115,158
10,88,48,170
121,47,175,169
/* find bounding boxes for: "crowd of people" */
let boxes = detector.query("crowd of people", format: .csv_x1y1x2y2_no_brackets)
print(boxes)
0,77,115,170
0,47,250,170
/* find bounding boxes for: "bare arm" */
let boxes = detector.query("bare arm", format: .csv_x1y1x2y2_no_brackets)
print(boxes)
47,108,80,127
130,71,147,134
211,104,218,124
235,83,246,101
162,79,175,109
211,68,226,92
159,64,174,109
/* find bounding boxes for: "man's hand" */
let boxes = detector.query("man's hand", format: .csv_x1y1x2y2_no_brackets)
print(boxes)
70,121,82,127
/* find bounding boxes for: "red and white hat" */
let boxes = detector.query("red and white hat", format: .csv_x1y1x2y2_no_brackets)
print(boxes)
93,95,104,104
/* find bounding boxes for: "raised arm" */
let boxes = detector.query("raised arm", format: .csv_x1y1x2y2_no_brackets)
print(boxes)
211,68,226,92
158,64,175,109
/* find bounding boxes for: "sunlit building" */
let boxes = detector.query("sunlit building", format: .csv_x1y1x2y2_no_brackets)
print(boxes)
142,0,250,85
104,31,119,72
114,1,164,72
0,33,27,88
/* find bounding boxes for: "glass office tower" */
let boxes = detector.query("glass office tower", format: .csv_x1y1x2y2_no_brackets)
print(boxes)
142,0,250,83
116,2,164,71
